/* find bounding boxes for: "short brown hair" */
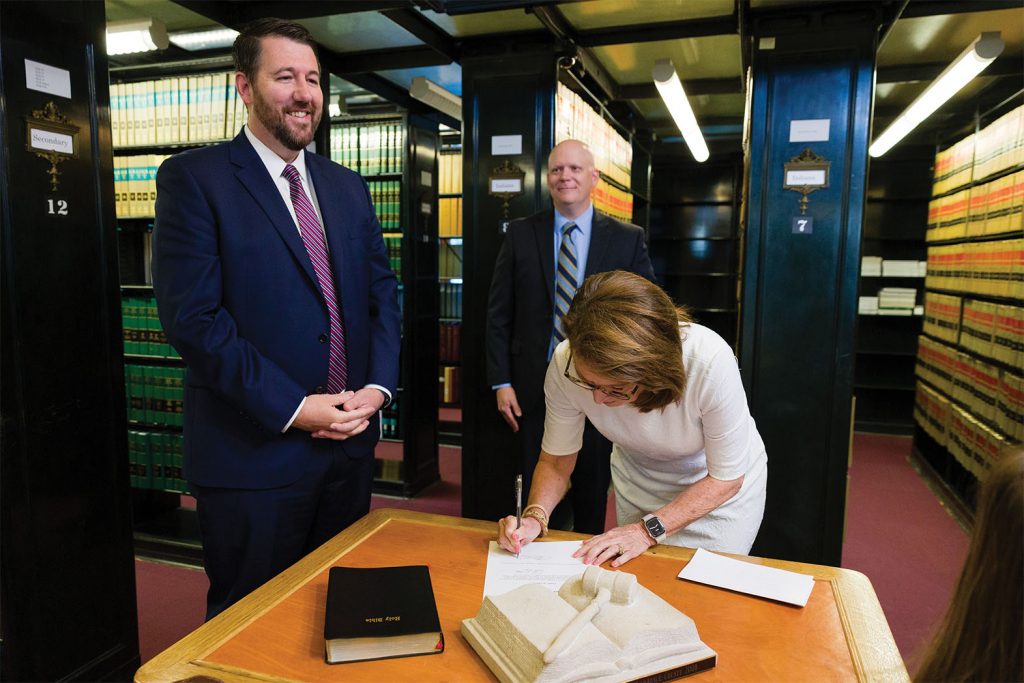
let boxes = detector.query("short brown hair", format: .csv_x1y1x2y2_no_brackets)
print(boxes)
562,271,692,412
232,18,318,80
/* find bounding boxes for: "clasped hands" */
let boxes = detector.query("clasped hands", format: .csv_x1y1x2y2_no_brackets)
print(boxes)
293,388,385,440
497,515,654,569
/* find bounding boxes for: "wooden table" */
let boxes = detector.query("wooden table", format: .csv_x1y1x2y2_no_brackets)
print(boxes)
135,508,907,682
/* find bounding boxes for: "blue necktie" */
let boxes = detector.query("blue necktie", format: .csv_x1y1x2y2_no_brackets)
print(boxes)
552,222,579,345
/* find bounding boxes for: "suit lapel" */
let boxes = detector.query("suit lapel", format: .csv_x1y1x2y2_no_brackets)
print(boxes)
585,210,611,278
531,210,556,303
229,134,320,290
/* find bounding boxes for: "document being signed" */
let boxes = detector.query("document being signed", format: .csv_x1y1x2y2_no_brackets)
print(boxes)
482,540,585,597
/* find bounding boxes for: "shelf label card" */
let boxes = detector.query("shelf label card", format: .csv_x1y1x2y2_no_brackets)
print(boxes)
420,170,432,187
491,134,522,156
785,169,827,187
789,119,830,142
490,178,522,193
25,59,71,99
29,126,74,154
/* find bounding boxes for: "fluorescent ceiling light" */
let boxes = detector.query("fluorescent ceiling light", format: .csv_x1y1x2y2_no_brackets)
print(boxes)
106,18,169,56
869,32,1004,157
652,58,709,163
409,76,461,122
169,28,239,52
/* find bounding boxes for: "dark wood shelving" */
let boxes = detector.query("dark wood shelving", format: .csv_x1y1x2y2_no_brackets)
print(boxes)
855,150,930,435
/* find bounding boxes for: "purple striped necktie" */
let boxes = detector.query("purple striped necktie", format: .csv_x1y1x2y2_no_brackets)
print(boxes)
282,163,347,392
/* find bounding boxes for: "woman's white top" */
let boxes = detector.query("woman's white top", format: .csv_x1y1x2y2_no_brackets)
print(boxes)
541,323,768,554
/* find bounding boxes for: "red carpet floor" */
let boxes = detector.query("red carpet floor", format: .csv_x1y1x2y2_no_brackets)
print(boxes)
135,434,971,671
841,432,969,671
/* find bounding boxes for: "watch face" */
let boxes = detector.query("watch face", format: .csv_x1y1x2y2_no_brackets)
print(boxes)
645,516,666,538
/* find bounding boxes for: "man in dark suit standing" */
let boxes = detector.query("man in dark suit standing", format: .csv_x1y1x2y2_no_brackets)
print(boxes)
486,139,655,534
152,18,401,619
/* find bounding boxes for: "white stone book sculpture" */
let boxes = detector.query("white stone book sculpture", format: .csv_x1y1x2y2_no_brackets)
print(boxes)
462,566,717,683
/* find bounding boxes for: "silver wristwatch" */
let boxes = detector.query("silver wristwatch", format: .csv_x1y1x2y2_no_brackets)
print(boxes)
642,513,667,543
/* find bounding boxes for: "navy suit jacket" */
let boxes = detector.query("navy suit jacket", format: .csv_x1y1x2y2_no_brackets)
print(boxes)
485,208,656,415
152,131,401,489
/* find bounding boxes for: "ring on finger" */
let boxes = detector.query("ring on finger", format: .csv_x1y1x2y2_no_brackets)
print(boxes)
616,544,624,556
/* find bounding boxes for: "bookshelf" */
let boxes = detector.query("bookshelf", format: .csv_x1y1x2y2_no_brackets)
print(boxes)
110,70,249,560
648,155,742,347
554,82,635,222
438,129,463,444
912,97,1024,513
329,113,441,496
855,149,932,434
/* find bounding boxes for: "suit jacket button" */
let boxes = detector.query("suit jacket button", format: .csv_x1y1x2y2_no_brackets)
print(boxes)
318,333,328,343
315,385,326,394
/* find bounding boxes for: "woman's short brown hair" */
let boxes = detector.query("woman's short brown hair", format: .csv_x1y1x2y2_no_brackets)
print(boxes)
232,18,318,81
562,271,691,412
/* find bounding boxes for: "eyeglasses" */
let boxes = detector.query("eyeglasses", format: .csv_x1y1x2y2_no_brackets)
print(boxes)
563,350,640,401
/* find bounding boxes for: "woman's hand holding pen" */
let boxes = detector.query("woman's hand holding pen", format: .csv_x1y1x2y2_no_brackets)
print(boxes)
497,515,542,555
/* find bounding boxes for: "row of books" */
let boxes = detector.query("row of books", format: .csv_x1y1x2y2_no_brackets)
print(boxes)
439,365,461,405
914,382,1015,481
368,180,402,231
329,122,406,177
916,335,1021,440
125,364,185,427
111,72,247,148
439,197,463,237
440,280,463,320
122,296,178,358
555,82,632,189
858,290,922,316
927,170,1023,241
439,152,462,196
922,292,963,345
440,241,462,279
932,104,1023,195
959,298,1023,369
593,179,634,223
925,239,1024,300
128,430,188,493
439,321,461,364
383,233,402,278
860,257,926,277
114,154,170,218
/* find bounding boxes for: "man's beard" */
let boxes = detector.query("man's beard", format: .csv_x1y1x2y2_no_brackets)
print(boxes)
252,87,321,151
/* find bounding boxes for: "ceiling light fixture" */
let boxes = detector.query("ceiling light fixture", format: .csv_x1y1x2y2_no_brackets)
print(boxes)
409,76,461,122
652,58,709,163
106,18,169,56
869,32,1004,157
169,27,239,52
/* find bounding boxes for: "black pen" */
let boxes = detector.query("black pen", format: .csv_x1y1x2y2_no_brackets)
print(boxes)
514,474,523,558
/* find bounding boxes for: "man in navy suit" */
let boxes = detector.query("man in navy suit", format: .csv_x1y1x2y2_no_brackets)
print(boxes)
152,18,401,619
486,140,655,535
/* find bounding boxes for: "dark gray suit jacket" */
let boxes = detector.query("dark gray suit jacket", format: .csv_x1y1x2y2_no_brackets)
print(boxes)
485,208,656,414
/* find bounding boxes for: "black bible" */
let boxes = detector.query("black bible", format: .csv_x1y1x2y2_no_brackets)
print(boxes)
324,565,444,664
